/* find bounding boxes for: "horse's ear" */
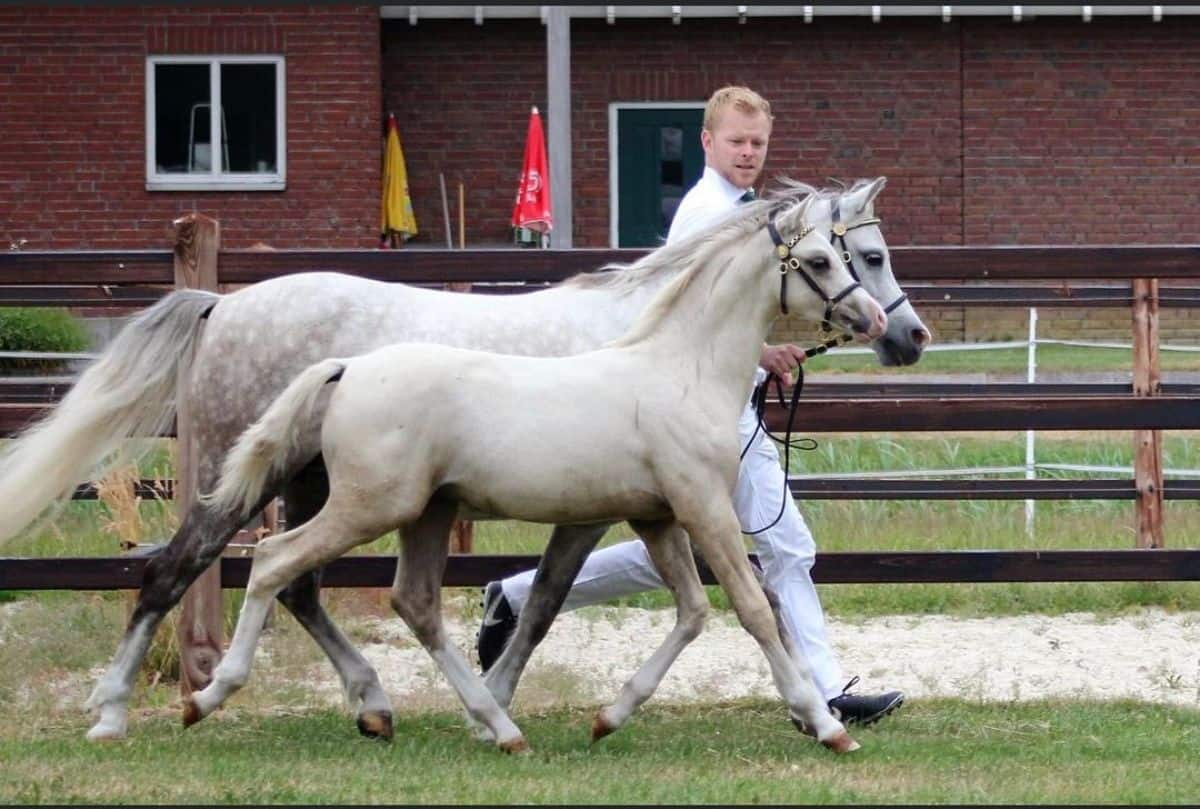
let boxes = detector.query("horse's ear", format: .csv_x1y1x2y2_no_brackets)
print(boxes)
849,177,887,216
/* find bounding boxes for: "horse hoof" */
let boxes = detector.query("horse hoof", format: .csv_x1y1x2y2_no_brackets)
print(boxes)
356,711,394,742
498,736,530,755
820,730,861,754
85,725,126,743
181,698,203,728
591,712,617,743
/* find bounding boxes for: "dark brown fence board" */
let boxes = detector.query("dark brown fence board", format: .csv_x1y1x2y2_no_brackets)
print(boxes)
209,246,1200,285
3,396,1198,437
5,549,1200,591
0,252,174,285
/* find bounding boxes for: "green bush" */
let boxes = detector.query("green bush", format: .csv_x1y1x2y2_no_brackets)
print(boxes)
0,307,91,371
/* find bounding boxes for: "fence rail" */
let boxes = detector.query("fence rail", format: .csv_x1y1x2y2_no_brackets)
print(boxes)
4,549,1199,591
0,233,1196,678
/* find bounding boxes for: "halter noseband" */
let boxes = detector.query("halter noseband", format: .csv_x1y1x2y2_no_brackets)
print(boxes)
829,199,908,318
766,207,861,331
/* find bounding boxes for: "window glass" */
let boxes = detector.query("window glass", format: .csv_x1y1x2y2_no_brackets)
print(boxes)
221,63,277,173
659,126,684,232
154,63,210,174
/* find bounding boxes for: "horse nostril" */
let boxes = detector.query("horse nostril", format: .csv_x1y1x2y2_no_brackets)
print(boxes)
913,327,932,347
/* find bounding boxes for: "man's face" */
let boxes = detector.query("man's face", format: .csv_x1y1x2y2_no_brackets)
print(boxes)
701,107,771,189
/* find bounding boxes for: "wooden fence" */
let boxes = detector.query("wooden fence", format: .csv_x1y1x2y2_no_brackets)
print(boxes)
1,216,1198,687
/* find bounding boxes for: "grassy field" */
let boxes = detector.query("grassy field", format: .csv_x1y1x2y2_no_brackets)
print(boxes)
0,700,1197,804
804,341,1200,375
2,406,1199,803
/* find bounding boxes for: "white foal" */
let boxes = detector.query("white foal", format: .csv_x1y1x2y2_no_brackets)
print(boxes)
187,193,886,754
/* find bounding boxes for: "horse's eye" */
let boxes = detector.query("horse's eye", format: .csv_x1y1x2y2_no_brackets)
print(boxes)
808,257,829,272
865,253,884,267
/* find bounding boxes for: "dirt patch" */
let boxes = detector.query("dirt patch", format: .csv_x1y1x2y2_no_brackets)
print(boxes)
275,606,1200,713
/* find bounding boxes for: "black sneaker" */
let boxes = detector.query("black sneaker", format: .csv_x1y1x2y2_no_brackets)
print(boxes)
476,581,518,673
826,676,904,726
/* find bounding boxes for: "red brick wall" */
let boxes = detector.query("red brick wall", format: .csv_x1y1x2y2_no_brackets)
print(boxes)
382,15,1199,251
5,12,1198,259
381,20,547,248
0,5,380,249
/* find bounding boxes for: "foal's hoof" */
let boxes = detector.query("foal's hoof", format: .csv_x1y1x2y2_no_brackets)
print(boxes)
820,730,861,754
181,698,203,728
498,736,530,755
356,711,394,742
591,712,617,743
85,725,126,743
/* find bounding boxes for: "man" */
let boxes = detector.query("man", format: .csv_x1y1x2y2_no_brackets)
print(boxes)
478,86,904,726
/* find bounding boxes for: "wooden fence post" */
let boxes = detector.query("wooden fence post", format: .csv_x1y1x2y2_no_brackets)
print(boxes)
1132,277,1164,548
173,213,223,695
445,277,474,555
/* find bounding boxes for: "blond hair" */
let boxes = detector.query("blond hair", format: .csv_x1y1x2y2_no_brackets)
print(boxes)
703,86,773,132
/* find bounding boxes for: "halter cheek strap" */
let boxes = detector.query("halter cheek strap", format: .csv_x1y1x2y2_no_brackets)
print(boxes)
830,199,908,316
767,207,861,331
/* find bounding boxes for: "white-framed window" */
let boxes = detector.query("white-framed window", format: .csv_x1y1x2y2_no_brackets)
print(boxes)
145,55,286,191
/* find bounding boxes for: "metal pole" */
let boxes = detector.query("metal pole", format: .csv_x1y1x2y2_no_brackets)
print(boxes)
547,6,573,247
1024,306,1037,537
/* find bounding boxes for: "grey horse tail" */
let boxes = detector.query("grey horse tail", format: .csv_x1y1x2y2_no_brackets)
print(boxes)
203,357,348,520
0,289,222,546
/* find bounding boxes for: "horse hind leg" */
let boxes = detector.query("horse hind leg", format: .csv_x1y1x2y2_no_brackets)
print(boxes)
389,495,527,753
184,501,380,727
273,459,394,740
591,519,708,741
84,496,251,741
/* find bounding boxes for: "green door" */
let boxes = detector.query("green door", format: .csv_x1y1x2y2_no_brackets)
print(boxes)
616,107,704,247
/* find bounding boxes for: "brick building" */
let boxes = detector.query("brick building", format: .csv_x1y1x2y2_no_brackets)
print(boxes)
1,5,1196,340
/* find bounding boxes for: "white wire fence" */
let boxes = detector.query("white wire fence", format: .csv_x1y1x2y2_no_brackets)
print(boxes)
812,307,1200,536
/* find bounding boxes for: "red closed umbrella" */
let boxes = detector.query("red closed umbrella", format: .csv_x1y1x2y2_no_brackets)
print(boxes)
512,106,553,234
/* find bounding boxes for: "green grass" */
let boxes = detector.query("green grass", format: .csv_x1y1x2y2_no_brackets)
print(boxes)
1,700,1197,804
805,342,1200,375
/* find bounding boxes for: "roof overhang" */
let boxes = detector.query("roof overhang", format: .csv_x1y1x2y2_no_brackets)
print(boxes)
382,5,1199,25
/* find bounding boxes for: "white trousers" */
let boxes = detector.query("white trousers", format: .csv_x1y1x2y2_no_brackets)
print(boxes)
500,398,846,702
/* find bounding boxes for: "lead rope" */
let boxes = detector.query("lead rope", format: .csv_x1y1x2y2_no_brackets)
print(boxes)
741,333,852,535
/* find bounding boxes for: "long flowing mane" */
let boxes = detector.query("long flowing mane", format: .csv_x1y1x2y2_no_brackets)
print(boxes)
563,179,849,296
605,182,821,348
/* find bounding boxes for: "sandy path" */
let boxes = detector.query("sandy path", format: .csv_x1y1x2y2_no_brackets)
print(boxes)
286,607,1200,712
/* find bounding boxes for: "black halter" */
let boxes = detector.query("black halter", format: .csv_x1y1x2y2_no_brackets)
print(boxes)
765,207,862,331
829,199,909,317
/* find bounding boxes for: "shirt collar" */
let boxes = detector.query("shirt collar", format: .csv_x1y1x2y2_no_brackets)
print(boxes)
702,165,753,207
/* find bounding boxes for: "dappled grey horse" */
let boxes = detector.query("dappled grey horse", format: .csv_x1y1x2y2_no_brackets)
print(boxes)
0,179,928,741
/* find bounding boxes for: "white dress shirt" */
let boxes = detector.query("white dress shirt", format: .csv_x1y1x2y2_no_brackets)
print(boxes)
665,166,752,246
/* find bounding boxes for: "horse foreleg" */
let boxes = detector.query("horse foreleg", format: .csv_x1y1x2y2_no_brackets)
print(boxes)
84,499,246,741
274,461,393,740
591,519,708,741
482,522,610,713
676,491,858,754
390,496,527,753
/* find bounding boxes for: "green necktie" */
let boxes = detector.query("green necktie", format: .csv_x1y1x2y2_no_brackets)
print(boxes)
739,189,756,204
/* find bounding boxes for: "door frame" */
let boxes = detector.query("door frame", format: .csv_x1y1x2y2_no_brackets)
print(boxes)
608,101,706,248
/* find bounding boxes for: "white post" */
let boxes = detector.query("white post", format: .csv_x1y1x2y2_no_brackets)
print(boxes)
1024,307,1038,537
546,6,573,247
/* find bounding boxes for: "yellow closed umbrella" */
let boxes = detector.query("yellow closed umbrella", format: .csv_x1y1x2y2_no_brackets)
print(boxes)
381,112,418,247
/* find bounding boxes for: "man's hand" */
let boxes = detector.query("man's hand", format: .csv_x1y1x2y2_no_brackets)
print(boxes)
759,343,807,386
